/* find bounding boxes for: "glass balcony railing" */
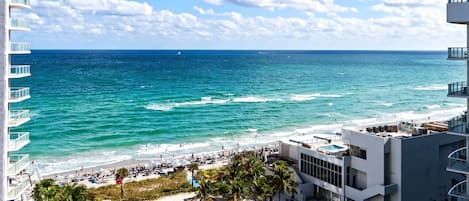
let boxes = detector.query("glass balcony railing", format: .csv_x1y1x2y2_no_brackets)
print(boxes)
9,110,30,127
10,42,30,54
448,114,469,135
9,87,30,103
449,0,469,3
8,154,29,176
9,132,30,152
7,177,30,200
448,147,469,173
448,180,469,200
448,47,468,60
9,0,31,8
10,19,29,30
448,81,469,97
9,65,31,78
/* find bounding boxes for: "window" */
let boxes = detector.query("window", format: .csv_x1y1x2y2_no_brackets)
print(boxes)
300,153,343,187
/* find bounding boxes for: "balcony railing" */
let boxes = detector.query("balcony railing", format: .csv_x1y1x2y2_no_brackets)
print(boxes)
10,42,30,54
8,177,30,200
448,180,469,200
9,110,30,127
9,0,31,8
9,65,31,78
448,47,468,60
9,87,30,103
10,19,30,30
8,154,29,176
448,81,469,97
449,0,469,3
448,114,469,135
9,132,30,152
448,147,469,173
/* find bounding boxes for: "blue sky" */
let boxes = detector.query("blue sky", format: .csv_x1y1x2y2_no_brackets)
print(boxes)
13,0,465,50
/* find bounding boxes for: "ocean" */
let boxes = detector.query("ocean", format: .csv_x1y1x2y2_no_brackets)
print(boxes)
10,50,467,175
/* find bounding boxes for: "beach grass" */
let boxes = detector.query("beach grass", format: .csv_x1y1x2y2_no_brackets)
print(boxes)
89,170,193,200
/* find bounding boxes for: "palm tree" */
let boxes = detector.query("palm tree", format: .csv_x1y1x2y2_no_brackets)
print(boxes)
56,183,88,201
271,160,296,201
116,167,129,200
197,179,213,201
33,178,59,201
188,163,199,187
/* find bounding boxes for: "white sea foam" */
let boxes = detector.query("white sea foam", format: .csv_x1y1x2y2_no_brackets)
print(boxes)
145,97,230,111
445,103,465,107
328,102,334,106
377,101,393,107
290,93,343,101
425,105,441,109
290,94,318,101
413,84,447,91
232,97,278,103
246,128,257,133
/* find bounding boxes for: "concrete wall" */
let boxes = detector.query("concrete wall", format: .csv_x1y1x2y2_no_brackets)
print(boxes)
395,133,465,201
342,130,388,190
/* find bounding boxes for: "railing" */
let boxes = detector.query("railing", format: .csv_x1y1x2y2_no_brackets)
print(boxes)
449,0,469,3
9,65,30,78
9,87,30,102
7,177,30,200
10,0,31,7
8,154,29,176
9,110,30,127
448,180,469,200
10,19,29,30
448,114,469,134
10,42,30,53
448,147,469,173
448,82,468,96
9,132,29,151
448,47,468,60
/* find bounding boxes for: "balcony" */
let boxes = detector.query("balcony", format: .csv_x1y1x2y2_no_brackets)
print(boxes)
9,132,30,152
448,1,469,24
9,65,31,79
10,42,30,54
9,110,30,127
9,87,30,103
10,19,30,31
448,82,469,97
447,147,469,174
448,180,469,200
8,154,29,176
8,177,30,200
448,115,469,136
9,0,31,9
448,48,468,60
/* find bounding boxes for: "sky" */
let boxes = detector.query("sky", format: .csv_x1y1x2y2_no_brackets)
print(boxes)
11,0,467,50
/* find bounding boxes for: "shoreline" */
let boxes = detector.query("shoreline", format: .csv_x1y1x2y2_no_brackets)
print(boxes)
44,144,279,188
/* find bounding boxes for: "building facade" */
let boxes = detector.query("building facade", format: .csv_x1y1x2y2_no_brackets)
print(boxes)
0,0,32,200
446,0,469,200
280,122,464,201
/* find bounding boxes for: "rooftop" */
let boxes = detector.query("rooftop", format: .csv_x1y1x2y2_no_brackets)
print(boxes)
283,121,449,157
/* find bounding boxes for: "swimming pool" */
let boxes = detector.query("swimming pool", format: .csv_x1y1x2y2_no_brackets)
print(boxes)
319,145,347,153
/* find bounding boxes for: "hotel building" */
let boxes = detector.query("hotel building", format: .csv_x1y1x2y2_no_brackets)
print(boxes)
279,122,464,201
446,0,469,200
0,0,32,200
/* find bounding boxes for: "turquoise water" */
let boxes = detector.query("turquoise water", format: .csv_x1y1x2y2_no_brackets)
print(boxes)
10,50,467,175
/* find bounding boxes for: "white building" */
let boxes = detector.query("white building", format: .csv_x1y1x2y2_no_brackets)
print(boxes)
279,122,464,201
0,0,32,200
446,0,469,200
